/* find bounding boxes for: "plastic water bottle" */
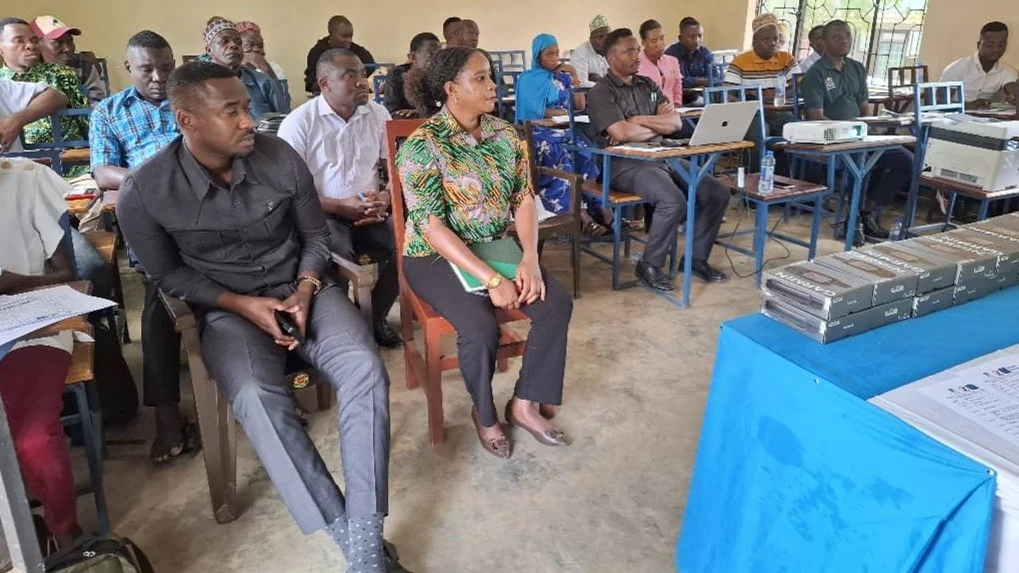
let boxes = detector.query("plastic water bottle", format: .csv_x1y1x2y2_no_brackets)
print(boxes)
759,151,776,195
774,74,787,107
890,218,904,242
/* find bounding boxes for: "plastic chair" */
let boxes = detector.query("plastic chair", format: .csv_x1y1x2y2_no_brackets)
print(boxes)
23,108,92,175
490,50,527,72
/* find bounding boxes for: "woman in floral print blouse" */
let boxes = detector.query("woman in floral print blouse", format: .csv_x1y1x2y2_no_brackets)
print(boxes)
397,47,574,459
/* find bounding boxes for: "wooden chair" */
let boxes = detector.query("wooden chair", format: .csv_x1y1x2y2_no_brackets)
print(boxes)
385,119,529,446
518,121,583,298
81,230,129,343
159,257,369,524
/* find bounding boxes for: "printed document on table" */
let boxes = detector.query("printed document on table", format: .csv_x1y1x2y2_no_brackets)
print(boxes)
0,285,115,346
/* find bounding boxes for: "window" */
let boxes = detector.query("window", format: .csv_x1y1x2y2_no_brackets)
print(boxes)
757,0,928,83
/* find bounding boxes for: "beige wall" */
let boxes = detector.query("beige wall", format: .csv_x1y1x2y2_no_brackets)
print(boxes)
23,0,1017,100
28,0,696,103
918,0,1017,78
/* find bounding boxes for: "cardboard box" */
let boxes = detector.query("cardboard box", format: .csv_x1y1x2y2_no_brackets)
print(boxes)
947,229,1019,274
912,286,955,318
908,235,1000,284
953,274,999,304
814,251,919,305
860,242,957,293
967,213,1019,235
761,261,875,319
991,271,1019,291
762,292,912,344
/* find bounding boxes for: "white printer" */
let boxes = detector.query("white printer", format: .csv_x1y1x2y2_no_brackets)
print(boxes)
783,121,868,144
924,120,1019,191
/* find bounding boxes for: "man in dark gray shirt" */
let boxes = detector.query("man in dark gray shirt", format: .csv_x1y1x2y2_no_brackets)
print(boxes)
587,28,730,290
116,62,410,573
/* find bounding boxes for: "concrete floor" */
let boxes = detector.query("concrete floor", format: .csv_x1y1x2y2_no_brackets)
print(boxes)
77,203,858,572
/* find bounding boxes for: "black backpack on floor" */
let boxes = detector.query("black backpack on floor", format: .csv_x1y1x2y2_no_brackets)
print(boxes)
45,535,154,573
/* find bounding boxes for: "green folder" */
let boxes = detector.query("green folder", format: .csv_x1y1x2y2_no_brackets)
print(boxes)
451,238,523,293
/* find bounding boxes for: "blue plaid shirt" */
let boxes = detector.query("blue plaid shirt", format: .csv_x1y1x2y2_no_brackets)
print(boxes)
664,43,715,88
89,87,179,172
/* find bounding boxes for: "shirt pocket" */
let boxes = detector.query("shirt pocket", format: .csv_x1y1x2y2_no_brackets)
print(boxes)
257,197,293,240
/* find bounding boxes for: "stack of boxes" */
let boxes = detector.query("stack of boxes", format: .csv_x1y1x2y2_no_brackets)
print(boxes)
760,213,1019,343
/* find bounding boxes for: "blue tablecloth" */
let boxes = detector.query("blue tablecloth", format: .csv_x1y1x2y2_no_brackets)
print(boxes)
676,288,1019,573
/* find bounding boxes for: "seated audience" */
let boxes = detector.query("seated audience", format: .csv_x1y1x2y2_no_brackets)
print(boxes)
442,16,461,45
31,15,106,105
89,30,197,464
666,17,714,91
777,21,791,52
384,32,440,118
399,47,573,459
304,16,375,94
588,29,730,290
799,24,825,72
725,13,800,172
638,19,683,105
0,78,68,152
445,20,499,84
203,17,288,120
236,21,291,107
1006,81,1017,104
941,21,1017,108
802,19,910,242
0,18,89,156
117,61,409,573
573,15,611,87
0,158,83,549
278,49,402,349
515,33,607,233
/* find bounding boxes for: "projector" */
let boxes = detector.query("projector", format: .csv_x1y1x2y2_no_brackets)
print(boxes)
783,121,868,144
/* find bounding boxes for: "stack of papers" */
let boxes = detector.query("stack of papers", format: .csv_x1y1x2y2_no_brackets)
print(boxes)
549,115,589,124
0,285,115,346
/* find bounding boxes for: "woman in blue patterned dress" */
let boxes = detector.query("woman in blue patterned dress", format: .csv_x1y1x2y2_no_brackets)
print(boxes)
515,33,610,236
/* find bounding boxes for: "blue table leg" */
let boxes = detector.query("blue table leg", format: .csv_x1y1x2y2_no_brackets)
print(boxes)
753,199,768,287
809,195,823,259
682,156,699,307
978,199,990,221
903,131,928,232
840,149,888,251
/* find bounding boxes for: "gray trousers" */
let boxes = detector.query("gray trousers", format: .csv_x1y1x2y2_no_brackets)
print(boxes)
199,284,390,533
611,159,730,267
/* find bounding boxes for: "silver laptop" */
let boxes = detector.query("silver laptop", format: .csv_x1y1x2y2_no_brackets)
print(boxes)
686,101,759,147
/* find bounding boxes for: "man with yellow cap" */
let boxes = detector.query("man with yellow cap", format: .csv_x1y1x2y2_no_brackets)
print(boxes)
724,13,800,172
573,14,612,88
31,15,106,105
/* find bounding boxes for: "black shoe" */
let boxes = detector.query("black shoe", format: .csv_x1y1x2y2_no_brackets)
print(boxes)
383,540,414,573
680,258,729,283
374,319,402,349
838,219,866,247
635,261,675,291
862,211,889,242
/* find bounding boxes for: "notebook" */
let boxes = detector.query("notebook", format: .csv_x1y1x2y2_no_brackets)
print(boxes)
450,238,523,293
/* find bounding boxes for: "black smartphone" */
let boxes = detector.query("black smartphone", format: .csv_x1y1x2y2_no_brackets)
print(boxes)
275,311,305,345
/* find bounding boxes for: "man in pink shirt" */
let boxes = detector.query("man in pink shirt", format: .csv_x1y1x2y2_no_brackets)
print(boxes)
638,19,683,104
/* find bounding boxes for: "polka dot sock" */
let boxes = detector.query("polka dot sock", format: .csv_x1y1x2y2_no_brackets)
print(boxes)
345,513,385,573
324,515,350,559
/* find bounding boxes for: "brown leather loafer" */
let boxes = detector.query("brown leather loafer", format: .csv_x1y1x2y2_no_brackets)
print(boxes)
505,403,571,447
472,408,512,459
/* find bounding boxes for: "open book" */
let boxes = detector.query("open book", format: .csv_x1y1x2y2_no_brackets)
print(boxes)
450,238,523,293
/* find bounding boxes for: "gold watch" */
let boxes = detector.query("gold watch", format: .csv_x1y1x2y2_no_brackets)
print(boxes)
485,274,503,290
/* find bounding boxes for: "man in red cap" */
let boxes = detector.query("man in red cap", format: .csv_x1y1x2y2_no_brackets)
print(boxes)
31,15,106,105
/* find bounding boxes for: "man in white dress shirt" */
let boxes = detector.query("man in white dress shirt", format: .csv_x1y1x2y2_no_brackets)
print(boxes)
941,21,1018,107
278,48,400,348
0,78,67,152
573,14,612,88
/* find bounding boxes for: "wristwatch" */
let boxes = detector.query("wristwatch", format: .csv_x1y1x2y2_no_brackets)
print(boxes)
485,274,503,290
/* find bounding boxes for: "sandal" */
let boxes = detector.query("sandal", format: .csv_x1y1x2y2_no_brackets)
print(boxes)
151,421,201,465
583,220,609,237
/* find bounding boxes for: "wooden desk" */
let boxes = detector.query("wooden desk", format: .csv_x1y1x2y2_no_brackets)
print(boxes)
909,175,1019,235
778,135,916,250
591,140,756,305
716,174,830,286
60,148,90,164
965,107,1019,121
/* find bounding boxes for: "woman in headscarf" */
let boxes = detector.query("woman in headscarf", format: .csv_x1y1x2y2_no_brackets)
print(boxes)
514,33,608,236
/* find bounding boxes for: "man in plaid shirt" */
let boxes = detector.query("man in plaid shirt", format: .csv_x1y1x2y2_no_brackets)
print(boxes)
89,30,196,466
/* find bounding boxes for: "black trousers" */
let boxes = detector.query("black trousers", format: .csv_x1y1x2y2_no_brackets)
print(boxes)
403,255,573,427
867,147,914,208
612,160,730,266
326,217,399,322
142,278,181,406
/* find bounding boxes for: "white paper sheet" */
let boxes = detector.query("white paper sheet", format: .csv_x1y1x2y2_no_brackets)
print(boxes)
549,115,589,124
0,285,116,346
